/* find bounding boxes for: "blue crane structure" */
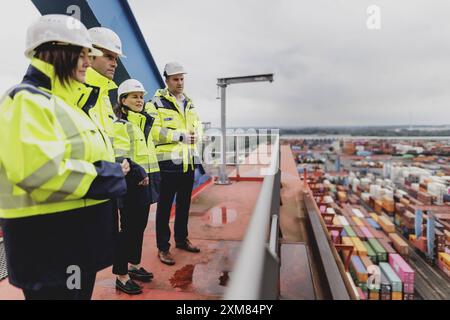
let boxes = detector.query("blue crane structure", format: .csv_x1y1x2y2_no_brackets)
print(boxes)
31,0,164,100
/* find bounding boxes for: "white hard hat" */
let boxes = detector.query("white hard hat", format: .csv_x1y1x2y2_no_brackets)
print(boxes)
88,27,125,57
164,62,187,76
117,79,147,103
25,14,103,59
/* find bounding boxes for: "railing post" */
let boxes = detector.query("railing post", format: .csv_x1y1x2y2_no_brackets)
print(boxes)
235,134,240,181
262,246,280,300
224,136,281,300
216,83,230,185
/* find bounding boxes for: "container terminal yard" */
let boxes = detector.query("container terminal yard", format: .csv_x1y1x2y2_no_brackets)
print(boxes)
292,137,450,300
1,133,448,300
0,1,449,301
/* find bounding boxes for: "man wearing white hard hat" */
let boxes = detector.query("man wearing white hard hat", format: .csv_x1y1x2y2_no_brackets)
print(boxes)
84,27,125,140
145,62,203,265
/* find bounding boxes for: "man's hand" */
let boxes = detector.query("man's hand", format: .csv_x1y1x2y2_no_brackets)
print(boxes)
138,176,150,186
185,132,198,144
121,159,130,176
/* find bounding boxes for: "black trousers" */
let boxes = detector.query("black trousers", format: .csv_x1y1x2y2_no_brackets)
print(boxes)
156,169,195,252
112,201,151,275
22,272,97,300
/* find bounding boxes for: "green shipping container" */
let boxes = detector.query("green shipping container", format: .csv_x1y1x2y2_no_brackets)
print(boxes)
380,262,403,293
344,225,357,238
362,241,377,263
368,239,387,262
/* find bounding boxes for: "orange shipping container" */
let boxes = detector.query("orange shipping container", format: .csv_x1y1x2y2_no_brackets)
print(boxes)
338,191,347,202
350,237,368,256
389,233,409,257
374,200,383,214
391,292,403,300
445,230,450,243
352,217,365,227
360,255,375,270
378,216,395,233
400,198,410,206
369,291,380,300
382,201,395,213
342,237,355,258
438,252,450,268
370,213,379,223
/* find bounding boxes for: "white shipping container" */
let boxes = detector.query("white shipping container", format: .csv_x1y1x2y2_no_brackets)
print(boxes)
361,193,371,202
382,188,394,199
395,190,407,198
352,208,364,218
352,179,360,193
339,216,350,226
370,185,382,199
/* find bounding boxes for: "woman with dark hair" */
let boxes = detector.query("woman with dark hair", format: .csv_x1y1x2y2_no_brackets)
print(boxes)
111,79,160,295
0,14,127,300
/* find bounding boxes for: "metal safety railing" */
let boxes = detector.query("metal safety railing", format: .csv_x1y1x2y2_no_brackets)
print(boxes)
224,135,281,300
202,131,273,180
303,191,352,300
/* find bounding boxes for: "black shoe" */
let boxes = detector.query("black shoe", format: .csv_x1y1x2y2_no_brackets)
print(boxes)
176,239,200,253
115,278,142,295
129,267,154,282
158,250,175,265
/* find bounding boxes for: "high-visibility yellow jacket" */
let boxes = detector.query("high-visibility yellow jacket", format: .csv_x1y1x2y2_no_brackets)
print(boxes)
113,109,160,174
0,58,119,219
84,67,117,140
145,88,203,173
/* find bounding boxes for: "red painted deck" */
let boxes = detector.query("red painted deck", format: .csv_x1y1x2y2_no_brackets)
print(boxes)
0,144,315,300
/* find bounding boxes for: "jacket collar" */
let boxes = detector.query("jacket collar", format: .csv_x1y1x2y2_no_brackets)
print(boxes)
126,109,145,122
156,88,192,105
25,58,88,109
85,67,118,93
125,109,153,139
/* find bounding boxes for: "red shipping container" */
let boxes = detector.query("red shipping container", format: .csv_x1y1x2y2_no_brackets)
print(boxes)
403,293,415,300
356,287,367,300
353,226,366,239
380,292,391,300
330,230,340,244
403,283,414,294
378,239,396,255
389,253,415,285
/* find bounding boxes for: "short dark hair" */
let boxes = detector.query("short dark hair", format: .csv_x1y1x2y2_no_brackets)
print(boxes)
35,43,83,87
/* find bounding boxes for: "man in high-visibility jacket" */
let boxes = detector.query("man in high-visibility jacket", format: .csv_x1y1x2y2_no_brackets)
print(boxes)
84,27,124,141
146,62,203,265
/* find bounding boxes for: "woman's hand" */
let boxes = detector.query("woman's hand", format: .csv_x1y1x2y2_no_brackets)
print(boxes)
138,176,149,186
121,159,130,176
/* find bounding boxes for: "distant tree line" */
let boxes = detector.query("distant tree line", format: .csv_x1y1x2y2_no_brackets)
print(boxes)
280,127,450,137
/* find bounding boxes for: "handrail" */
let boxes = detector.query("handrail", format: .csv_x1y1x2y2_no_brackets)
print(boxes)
303,190,353,300
224,135,281,300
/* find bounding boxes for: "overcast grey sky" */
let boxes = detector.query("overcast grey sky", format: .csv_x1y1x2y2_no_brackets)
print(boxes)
2,1,450,127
